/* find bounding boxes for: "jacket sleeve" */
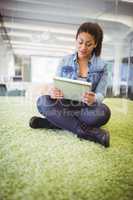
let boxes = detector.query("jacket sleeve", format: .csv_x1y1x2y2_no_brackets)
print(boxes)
56,57,66,77
95,64,108,103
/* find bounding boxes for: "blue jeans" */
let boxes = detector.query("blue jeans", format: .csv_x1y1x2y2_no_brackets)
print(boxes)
37,95,111,135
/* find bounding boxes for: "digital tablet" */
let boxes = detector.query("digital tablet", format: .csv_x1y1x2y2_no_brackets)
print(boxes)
53,76,92,101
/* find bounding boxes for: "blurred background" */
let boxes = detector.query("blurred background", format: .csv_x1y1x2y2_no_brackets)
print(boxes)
0,0,133,100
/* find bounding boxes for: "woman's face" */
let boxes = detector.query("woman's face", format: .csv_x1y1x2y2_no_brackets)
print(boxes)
76,32,97,59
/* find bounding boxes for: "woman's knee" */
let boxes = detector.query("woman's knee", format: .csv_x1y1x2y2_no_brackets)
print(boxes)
100,104,111,124
37,95,55,115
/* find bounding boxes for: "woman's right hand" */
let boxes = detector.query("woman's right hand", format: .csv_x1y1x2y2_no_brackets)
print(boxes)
49,87,64,99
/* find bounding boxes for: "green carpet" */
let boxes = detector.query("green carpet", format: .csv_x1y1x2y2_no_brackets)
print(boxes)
0,97,133,200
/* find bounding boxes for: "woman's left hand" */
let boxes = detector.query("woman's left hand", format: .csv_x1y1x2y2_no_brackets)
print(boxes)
82,91,96,105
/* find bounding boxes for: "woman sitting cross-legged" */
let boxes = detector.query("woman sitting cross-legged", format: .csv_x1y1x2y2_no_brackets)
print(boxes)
29,22,111,148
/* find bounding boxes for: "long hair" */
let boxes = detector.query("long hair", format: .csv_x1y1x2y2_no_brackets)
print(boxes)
76,22,103,57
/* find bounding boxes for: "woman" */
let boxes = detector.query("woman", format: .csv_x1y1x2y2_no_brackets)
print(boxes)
29,22,111,148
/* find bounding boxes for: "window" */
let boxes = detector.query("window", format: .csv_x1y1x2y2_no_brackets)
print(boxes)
31,56,61,83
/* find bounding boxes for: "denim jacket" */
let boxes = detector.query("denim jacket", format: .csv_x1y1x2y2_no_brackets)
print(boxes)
56,52,108,103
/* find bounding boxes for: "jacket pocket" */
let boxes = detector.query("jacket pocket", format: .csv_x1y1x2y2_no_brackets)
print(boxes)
61,66,74,79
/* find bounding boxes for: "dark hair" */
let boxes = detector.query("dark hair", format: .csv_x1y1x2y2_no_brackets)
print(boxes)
76,22,103,57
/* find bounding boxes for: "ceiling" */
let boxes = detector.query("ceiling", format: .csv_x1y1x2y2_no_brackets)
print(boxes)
0,0,133,59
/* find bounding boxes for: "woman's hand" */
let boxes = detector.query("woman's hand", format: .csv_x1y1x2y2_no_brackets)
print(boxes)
82,91,96,105
49,87,64,99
